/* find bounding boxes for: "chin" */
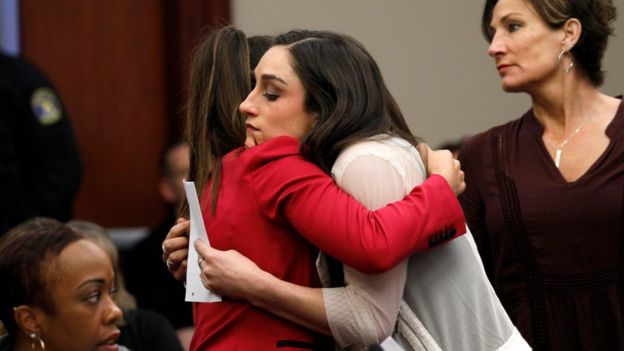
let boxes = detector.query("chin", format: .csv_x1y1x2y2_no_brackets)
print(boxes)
500,81,525,93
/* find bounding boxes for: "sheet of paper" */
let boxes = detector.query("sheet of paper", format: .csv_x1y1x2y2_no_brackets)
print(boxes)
183,180,221,302
379,337,406,351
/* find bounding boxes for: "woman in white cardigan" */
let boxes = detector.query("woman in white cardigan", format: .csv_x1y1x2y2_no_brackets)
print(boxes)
163,29,530,350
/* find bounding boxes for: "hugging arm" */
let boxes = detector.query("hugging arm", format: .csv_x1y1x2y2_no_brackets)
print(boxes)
321,153,418,347
168,137,463,276
196,151,420,344
252,147,464,274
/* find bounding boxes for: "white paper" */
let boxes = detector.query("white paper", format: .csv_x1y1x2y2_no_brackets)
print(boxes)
379,337,406,351
183,180,221,302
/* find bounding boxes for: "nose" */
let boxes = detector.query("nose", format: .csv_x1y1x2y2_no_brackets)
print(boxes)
239,93,258,117
104,295,123,324
487,33,505,58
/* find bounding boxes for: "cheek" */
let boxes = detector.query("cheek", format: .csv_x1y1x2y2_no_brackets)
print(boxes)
45,307,100,349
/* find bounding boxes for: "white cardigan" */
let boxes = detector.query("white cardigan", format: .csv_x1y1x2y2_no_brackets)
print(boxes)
318,135,530,351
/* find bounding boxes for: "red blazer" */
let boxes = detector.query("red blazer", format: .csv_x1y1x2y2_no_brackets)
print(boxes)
191,136,465,351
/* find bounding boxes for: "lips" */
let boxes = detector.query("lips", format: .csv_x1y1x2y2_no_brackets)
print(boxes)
246,123,259,131
97,331,121,351
496,64,512,74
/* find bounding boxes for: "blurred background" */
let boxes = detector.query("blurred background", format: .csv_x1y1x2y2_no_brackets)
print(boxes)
1,0,622,229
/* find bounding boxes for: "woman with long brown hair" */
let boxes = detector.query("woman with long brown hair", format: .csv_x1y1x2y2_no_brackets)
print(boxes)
163,27,465,350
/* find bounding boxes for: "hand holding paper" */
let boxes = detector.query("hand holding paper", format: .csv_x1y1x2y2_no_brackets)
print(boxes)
183,180,222,302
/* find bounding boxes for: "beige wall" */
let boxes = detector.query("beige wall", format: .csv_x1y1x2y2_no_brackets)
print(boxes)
233,1,623,146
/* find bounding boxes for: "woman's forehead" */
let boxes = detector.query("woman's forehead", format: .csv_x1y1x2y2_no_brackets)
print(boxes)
51,240,113,287
256,46,294,77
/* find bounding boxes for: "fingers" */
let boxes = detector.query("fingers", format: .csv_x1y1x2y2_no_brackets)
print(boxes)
171,259,187,281
166,219,190,241
167,247,189,268
162,219,189,261
194,239,212,259
427,148,466,196
452,158,466,196
161,218,191,282
427,149,453,175
194,240,214,277
416,143,430,170
457,165,466,196
162,236,189,266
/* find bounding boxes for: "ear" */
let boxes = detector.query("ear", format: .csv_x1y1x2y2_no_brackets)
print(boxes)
561,18,582,51
309,111,319,129
12,305,43,336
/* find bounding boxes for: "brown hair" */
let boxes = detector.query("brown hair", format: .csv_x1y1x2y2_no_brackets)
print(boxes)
482,0,617,86
183,27,271,214
273,30,420,174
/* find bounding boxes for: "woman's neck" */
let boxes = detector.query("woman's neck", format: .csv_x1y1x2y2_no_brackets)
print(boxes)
529,74,602,135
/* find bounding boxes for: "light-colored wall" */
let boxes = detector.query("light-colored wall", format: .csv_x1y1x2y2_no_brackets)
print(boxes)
233,0,623,146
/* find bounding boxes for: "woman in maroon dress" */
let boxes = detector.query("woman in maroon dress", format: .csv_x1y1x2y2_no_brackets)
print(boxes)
459,0,622,349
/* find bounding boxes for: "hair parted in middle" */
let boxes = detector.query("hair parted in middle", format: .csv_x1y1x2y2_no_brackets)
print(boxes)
273,30,420,174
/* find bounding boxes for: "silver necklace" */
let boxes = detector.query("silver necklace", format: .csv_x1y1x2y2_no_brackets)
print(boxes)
543,101,601,168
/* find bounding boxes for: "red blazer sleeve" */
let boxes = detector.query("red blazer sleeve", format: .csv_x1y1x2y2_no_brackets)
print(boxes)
248,136,466,274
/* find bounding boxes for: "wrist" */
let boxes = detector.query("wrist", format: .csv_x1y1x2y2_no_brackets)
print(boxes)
246,269,276,307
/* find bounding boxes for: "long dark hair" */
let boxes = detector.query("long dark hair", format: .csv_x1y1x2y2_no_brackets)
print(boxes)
183,27,271,213
274,30,420,174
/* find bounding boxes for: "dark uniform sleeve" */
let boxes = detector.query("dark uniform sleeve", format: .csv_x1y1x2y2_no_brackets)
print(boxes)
0,53,82,235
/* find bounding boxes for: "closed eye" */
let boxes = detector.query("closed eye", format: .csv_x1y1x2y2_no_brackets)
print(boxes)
263,92,279,101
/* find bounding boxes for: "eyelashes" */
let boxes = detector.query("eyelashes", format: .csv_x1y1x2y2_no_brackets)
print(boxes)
263,93,280,101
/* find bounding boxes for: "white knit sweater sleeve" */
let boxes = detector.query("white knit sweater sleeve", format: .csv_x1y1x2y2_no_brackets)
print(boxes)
321,138,425,350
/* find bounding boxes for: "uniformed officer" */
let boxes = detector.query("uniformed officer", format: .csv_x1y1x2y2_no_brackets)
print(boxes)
0,51,82,236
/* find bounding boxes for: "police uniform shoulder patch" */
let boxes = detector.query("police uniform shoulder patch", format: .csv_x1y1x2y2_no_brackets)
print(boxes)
31,87,63,125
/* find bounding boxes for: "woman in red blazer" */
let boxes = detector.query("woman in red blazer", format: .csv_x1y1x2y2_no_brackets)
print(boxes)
163,28,465,350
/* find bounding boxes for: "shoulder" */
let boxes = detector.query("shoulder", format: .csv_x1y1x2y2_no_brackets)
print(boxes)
1,53,65,126
241,137,330,200
0,53,51,89
240,136,301,166
333,135,424,178
459,115,526,164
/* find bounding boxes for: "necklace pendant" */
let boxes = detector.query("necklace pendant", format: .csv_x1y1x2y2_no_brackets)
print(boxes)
554,149,562,168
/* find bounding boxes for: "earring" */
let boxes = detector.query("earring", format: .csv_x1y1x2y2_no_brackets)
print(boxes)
29,333,46,350
558,49,574,74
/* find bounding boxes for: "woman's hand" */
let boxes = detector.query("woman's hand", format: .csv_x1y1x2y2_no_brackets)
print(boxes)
195,239,266,301
162,218,190,281
418,143,465,196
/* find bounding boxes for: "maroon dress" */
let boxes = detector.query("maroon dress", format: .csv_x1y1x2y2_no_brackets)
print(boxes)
458,99,624,350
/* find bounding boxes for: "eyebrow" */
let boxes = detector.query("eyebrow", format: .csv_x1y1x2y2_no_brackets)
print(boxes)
78,279,105,289
492,12,523,26
260,74,287,86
